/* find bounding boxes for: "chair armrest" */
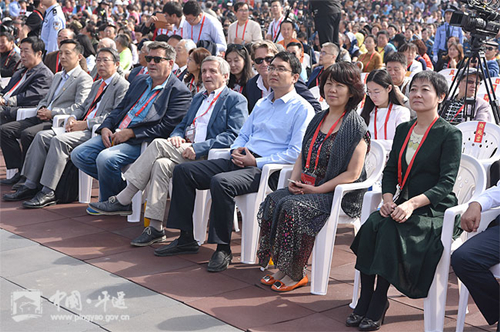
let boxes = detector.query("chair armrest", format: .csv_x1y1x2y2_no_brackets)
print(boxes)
277,166,294,189
441,203,469,248
477,206,500,234
16,107,37,121
208,148,231,160
91,124,100,136
53,115,71,128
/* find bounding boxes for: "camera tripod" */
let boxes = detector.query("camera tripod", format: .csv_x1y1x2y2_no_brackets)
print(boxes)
439,35,500,125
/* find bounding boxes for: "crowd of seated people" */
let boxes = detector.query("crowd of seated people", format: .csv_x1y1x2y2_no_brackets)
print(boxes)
1,0,499,330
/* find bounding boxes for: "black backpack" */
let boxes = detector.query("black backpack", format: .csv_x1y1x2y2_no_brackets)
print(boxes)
54,161,79,204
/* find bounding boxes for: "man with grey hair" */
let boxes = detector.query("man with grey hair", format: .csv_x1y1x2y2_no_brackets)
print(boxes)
72,41,192,208
173,39,197,81
128,41,152,82
88,56,249,248
307,42,339,89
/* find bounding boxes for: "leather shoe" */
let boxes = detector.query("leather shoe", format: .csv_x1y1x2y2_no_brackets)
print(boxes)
3,185,38,201
0,172,21,186
22,191,57,208
131,226,166,247
12,177,26,190
260,274,276,286
207,250,232,272
346,312,365,327
154,239,199,256
358,301,390,331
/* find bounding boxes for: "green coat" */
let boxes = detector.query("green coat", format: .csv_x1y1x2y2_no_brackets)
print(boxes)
351,117,462,299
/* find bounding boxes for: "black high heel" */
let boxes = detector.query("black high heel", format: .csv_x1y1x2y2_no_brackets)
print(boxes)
358,301,390,331
346,312,365,327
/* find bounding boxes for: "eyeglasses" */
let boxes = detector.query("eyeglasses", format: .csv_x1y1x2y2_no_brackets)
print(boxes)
145,56,169,63
254,56,274,64
96,58,113,63
485,46,497,51
463,79,480,85
320,51,334,56
267,65,293,73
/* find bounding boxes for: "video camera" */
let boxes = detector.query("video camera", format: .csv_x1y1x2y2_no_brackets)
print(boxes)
450,0,500,40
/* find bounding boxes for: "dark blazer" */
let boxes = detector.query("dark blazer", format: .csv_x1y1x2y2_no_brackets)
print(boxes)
127,65,145,83
1,61,54,110
44,50,88,74
246,74,322,113
382,117,462,215
170,86,248,159
98,74,192,145
306,66,324,89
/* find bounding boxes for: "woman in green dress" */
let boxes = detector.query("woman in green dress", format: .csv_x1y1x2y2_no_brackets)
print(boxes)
347,71,462,331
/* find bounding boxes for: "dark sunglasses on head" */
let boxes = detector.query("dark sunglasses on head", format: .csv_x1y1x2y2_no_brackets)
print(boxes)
145,55,169,63
254,56,274,64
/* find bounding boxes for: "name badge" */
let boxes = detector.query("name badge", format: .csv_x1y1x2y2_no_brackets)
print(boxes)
185,124,195,143
300,172,316,186
119,114,132,129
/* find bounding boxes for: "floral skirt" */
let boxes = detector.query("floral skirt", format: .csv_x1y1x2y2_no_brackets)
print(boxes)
257,188,333,281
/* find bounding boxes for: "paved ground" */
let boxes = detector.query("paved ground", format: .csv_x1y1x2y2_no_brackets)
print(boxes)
0,159,496,332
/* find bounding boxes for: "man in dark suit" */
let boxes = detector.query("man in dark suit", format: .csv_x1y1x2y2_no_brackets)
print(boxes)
173,39,196,81
71,42,192,205
0,32,21,77
0,37,54,125
245,40,321,113
88,56,248,247
0,39,92,188
8,48,129,206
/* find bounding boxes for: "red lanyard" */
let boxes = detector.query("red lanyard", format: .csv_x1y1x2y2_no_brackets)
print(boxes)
3,50,14,67
191,15,206,42
190,76,200,93
362,52,376,69
192,91,222,126
397,117,438,190
119,89,161,126
373,103,393,140
305,111,345,171
273,17,283,40
235,20,248,41
315,68,324,87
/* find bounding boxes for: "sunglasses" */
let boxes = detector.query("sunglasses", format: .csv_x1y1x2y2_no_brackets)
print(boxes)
485,46,497,51
254,56,274,64
145,56,169,63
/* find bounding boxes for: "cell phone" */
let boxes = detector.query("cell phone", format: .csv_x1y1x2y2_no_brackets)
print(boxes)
288,179,298,184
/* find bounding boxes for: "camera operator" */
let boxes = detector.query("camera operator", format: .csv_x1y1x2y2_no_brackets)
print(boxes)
442,68,494,125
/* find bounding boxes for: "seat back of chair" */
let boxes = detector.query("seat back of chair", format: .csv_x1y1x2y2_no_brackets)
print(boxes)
453,154,487,205
364,140,386,183
457,121,500,161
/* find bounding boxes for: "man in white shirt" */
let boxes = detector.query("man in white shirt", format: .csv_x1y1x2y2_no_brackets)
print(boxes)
451,181,499,331
182,0,226,54
227,2,263,45
265,0,284,43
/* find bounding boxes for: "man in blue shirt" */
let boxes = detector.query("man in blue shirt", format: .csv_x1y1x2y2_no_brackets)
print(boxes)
71,42,192,204
155,52,315,272
433,6,464,63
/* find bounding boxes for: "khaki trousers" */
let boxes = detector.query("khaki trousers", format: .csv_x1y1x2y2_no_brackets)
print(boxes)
124,138,192,221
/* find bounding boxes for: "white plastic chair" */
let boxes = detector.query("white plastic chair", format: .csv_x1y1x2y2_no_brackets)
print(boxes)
5,108,38,179
457,121,500,186
311,140,386,295
351,154,487,332
125,141,148,223
194,148,289,263
455,206,500,332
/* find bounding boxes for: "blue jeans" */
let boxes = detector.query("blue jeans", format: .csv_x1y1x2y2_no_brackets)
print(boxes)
71,135,142,201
